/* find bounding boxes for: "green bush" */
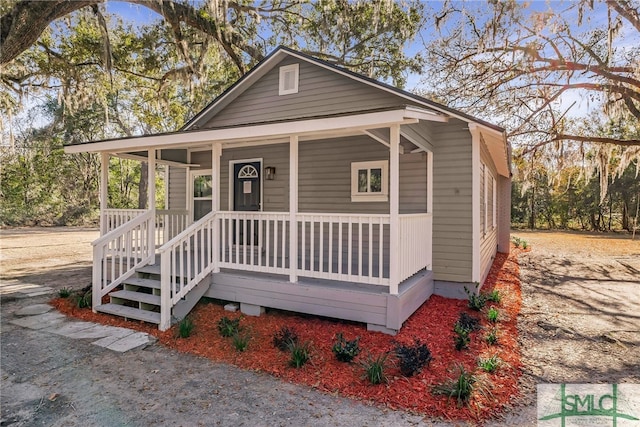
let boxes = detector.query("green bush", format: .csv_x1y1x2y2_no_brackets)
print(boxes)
487,290,501,303
464,284,487,311
217,317,241,337
75,290,92,308
232,332,251,352
478,355,500,373
485,327,499,345
332,333,361,362
487,307,499,323
58,287,72,298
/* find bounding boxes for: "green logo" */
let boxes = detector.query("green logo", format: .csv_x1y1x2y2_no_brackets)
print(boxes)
538,384,640,427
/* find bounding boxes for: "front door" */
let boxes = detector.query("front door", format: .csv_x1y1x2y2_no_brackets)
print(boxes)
233,161,261,245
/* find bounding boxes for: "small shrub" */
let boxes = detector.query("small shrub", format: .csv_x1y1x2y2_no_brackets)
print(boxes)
217,316,241,337
478,355,501,373
395,339,432,377
288,340,311,368
433,364,477,407
361,353,389,385
487,290,501,303
58,287,72,298
485,327,499,345
177,316,195,338
453,323,471,351
232,332,251,352
273,326,299,351
511,236,522,248
456,312,480,331
75,290,92,308
487,307,499,323
464,284,487,311
522,240,529,249
332,333,361,362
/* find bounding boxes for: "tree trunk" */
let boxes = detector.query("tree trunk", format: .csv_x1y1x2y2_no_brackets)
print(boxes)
622,200,629,231
529,187,536,229
138,161,148,209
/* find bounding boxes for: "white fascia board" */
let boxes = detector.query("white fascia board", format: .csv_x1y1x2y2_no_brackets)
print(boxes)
64,109,418,154
469,124,509,178
403,105,449,122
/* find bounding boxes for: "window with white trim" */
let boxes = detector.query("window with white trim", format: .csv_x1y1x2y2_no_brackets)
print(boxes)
480,162,486,234
279,64,299,95
492,176,497,228
351,160,388,202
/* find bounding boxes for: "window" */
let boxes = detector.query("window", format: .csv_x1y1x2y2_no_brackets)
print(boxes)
480,163,486,233
492,176,497,228
351,160,388,202
279,64,299,95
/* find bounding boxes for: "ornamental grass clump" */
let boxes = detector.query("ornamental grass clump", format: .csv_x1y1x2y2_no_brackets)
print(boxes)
361,353,389,385
232,332,251,352
433,364,477,407
332,333,361,362
395,339,432,377
453,312,479,351
177,316,195,338
487,307,500,323
478,355,501,373
288,340,311,368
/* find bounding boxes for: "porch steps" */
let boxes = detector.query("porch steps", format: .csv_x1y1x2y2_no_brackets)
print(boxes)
122,277,161,290
110,289,161,306
136,265,161,276
96,303,161,324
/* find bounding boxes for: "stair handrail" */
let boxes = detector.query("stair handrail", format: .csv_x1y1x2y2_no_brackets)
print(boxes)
158,210,218,331
92,210,155,311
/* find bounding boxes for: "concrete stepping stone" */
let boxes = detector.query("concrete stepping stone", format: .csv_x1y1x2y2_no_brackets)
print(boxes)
10,311,65,330
45,321,97,337
14,304,53,316
101,332,156,353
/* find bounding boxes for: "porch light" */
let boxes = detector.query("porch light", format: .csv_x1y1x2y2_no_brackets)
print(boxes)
265,166,276,180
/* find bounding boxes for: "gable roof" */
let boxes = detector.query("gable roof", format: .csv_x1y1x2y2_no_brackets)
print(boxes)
182,46,505,134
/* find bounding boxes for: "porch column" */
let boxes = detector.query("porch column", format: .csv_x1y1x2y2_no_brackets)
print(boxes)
389,124,400,295
148,148,156,262
469,124,481,283
289,135,299,283
212,143,222,273
426,150,433,270
100,152,109,235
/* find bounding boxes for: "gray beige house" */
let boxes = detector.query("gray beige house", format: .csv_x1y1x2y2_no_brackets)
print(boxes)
65,47,511,335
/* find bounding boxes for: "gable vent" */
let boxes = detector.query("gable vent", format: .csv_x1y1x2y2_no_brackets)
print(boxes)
279,63,299,95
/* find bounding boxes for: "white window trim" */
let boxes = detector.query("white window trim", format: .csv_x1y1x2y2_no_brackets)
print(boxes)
351,160,388,202
279,63,299,95
492,176,497,229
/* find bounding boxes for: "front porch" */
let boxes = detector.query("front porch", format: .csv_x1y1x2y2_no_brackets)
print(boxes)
82,107,436,333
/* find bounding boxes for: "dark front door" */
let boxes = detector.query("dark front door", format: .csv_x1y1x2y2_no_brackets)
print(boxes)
233,161,261,245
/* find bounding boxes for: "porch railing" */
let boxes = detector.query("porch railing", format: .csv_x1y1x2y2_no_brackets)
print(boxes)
398,213,432,283
297,213,390,285
159,211,217,331
104,208,189,247
92,210,155,310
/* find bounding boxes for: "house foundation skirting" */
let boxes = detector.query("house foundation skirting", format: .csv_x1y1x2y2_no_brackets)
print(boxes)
203,269,434,333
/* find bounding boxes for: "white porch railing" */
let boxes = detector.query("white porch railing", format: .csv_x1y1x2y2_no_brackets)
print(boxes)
297,213,390,285
218,211,290,275
398,213,432,283
104,208,189,247
159,211,217,330
92,210,155,310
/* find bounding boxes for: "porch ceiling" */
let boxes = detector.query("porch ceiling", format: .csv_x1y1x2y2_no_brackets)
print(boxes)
64,107,439,154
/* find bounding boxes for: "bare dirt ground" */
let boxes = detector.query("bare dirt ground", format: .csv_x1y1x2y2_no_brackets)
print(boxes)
1,227,639,426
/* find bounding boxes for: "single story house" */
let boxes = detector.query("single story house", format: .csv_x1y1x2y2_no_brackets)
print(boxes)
64,46,511,335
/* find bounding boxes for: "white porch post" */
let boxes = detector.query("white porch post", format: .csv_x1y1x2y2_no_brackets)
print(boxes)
289,135,299,283
389,124,400,295
100,152,109,235
469,124,481,283
426,150,433,270
148,148,156,262
212,143,221,273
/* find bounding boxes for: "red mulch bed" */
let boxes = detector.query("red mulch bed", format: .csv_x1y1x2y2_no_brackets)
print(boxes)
51,247,524,422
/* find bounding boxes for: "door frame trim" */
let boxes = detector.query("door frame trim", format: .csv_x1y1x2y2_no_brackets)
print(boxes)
228,158,263,212
189,169,212,222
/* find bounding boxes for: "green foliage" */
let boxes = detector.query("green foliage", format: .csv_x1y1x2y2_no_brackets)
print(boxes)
487,307,499,323
177,316,195,338
273,326,299,352
395,339,432,377
75,290,92,309
487,290,501,304
332,333,361,363
288,340,311,368
217,317,241,337
478,355,501,373
232,332,251,352
58,287,72,298
453,313,479,351
485,328,499,345
464,284,487,311
361,353,389,385
433,364,477,407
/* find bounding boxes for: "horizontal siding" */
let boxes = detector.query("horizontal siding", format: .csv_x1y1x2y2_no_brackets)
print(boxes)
431,121,473,283
204,57,404,128
168,167,186,210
